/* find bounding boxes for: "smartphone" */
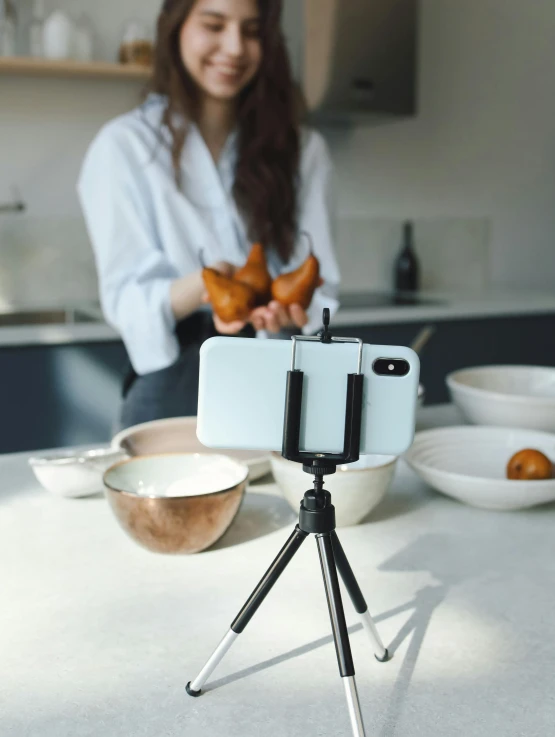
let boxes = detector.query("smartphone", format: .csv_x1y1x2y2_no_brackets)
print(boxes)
197,337,420,457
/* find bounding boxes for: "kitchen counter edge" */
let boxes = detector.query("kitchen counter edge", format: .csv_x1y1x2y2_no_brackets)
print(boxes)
1,292,555,347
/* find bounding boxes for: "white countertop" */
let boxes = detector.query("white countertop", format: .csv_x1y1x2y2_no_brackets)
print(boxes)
333,287,555,327
0,321,120,347
1,288,555,347
1,404,554,736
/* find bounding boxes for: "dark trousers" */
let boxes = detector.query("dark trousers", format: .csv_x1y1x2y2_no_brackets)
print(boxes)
119,312,255,431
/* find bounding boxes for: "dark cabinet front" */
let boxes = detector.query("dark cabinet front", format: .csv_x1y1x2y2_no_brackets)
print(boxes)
2,313,554,454
332,313,555,405
0,341,128,454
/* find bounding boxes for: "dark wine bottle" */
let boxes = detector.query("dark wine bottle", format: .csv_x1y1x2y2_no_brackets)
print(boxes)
394,221,420,293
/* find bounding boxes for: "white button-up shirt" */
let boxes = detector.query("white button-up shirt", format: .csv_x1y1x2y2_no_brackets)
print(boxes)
78,94,341,375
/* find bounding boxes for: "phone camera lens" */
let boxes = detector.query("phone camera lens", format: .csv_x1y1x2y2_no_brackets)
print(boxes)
373,358,410,377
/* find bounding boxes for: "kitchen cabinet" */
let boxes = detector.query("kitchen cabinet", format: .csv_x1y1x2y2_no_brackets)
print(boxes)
332,313,555,404
0,341,128,454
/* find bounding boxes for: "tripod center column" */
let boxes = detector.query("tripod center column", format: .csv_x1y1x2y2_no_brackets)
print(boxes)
299,474,337,534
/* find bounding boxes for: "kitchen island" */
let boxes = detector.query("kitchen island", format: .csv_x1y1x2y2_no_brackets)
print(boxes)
1,405,554,736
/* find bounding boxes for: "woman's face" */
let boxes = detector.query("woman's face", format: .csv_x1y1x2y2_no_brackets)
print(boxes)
180,0,263,101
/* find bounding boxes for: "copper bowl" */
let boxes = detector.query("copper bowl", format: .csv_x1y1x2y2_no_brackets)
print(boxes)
103,453,248,554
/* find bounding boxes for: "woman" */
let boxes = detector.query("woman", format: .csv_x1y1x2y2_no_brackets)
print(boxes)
78,0,340,430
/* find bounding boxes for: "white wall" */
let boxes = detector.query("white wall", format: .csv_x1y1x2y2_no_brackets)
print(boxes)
1,0,555,303
1,77,142,218
325,0,555,290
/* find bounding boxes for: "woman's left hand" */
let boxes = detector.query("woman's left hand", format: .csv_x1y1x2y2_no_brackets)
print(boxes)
212,315,248,335
250,301,309,333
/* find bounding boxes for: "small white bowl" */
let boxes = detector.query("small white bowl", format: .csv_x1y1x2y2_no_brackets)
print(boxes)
447,365,555,431
270,453,397,527
404,425,555,510
29,448,128,499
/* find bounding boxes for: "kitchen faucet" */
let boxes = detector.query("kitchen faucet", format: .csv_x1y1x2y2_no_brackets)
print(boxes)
0,200,26,214
0,187,26,214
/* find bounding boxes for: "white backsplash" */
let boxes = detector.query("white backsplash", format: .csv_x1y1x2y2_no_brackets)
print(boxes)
0,214,491,310
0,216,98,309
335,217,491,293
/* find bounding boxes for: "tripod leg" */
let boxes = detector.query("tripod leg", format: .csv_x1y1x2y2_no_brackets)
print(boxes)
331,532,389,662
186,525,308,697
316,534,366,737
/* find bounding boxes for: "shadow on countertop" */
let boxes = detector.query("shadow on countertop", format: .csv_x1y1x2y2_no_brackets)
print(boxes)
210,488,296,551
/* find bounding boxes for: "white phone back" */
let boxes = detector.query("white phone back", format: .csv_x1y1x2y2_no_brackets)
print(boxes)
197,337,420,456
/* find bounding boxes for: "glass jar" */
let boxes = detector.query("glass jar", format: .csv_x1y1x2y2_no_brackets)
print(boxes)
28,0,45,57
0,0,17,57
119,19,153,67
73,12,93,62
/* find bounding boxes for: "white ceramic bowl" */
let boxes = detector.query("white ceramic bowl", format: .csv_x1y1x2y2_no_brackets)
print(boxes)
447,365,555,431
270,454,397,527
29,448,127,498
404,425,555,511
111,417,271,481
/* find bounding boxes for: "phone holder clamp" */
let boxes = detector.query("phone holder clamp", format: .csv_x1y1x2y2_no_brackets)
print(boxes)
282,308,365,475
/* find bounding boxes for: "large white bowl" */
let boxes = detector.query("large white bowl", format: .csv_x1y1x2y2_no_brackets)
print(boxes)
270,454,397,527
111,417,271,481
447,365,555,431
404,426,555,510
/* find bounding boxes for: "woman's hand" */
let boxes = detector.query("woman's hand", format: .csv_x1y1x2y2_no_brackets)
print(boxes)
212,314,248,335
249,301,309,333
249,275,324,333
203,266,322,335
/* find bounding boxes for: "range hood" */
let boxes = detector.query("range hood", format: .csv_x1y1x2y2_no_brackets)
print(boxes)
287,0,419,121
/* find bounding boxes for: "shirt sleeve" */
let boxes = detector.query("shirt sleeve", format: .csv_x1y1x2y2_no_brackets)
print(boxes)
296,130,342,336
77,122,180,376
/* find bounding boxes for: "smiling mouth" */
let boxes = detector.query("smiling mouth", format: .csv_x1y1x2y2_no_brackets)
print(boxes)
209,65,246,81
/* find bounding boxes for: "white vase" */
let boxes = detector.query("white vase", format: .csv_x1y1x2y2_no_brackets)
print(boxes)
43,9,73,60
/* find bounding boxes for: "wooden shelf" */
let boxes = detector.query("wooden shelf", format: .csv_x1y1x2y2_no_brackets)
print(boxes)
0,56,151,81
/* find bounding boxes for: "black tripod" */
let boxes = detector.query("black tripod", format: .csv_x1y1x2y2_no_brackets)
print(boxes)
186,312,389,737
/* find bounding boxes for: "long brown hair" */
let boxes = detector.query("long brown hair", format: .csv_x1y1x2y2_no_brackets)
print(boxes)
148,0,300,263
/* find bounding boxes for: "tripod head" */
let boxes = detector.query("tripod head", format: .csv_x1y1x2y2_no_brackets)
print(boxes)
281,310,365,533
